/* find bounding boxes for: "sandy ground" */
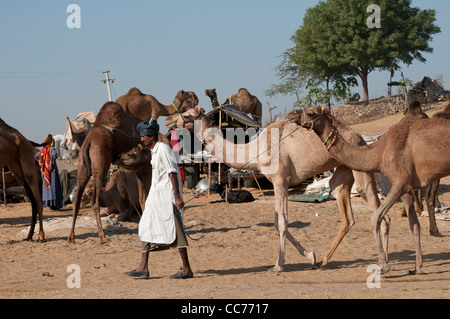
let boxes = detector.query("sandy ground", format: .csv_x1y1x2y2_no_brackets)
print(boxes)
1,109,449,300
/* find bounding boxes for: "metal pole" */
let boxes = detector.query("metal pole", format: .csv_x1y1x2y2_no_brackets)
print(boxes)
102,70,115,102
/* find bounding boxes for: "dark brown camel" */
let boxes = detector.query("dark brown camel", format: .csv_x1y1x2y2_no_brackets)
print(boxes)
205,88,263,125
293,106,450,274
116,88,198,121
0,118,51,241
204,88,220,108
67,102,168,243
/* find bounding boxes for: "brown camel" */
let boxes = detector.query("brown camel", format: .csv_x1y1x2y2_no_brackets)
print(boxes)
433,102,450,119
67,102,168,243
100,144,153,220
167,106,385,271
116,88,198,121
204,88,220,108
399,101,441,236
294,106,450,274
0,118,51,241
204,88,263,125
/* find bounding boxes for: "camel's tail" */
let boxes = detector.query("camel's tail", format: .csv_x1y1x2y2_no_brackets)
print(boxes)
81,141,92,178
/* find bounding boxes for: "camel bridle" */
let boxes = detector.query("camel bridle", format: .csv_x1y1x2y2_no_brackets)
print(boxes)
299,108,324,131
172,99,181,113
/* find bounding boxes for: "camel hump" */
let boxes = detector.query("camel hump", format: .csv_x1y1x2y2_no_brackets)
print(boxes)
95,102,125,126
128,87,143,95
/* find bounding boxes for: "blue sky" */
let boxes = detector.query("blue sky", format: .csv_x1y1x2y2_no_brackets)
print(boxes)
1,0,449,140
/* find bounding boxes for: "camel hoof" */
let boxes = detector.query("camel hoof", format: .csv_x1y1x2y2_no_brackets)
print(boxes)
416,269,424,275
380,263,390,274
316,258,328,269
270,265,284,272
403,268,424,276
430,231,443,238
306,251,316,266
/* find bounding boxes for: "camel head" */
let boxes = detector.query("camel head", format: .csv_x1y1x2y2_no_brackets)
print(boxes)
183,91,199,107
165,106,213,132
175,90,190,104
403,100,428,119
204,88,221,108
172,90,199,116
204,88,217,99
290,105,332,135
117,144,152,169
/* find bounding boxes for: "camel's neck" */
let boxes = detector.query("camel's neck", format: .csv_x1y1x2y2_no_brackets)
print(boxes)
197,121,259,171
158,97,182,116
319,121,382,173
208,96,220,108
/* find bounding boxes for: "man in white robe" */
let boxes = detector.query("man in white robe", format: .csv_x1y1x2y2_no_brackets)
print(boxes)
125,119,193,279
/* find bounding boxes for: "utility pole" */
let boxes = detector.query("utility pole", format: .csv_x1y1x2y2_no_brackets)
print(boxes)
101,70,115,101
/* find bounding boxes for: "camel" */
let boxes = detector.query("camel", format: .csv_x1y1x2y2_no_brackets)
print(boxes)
99,167,151,221
204,88,263,125
399,101,441,236
166,106,385,271
67,102,168,243
204,88,220,108
116,88,198,121
293,106,450,274
433,102,450,119
0,118,51,241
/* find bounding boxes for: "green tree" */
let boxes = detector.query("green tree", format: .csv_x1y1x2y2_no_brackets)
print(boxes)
278,0,440,103
266,49,358,108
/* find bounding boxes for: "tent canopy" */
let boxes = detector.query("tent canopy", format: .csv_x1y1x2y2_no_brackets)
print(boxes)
206,105,261,128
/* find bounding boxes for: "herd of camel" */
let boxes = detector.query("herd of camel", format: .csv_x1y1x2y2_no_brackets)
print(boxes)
1,85,449,275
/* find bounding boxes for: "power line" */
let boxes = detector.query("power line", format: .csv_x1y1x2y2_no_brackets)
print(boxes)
0,70,102,79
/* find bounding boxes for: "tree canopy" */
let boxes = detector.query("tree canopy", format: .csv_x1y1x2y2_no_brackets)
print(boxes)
269,0,440,105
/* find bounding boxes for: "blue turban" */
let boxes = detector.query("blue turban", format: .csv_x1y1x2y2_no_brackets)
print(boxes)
137,119,160,136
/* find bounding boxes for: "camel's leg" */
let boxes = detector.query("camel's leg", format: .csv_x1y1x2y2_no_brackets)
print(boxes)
92,176,108,244
8,160,45,242
23,178,45,242
319,168,354,268
425,182,441,237
401,193,424,274
272,183,315,272
412,189,423,215
370,184,405,274
67,165,90,243
353,171,390,255
273,183,288,272
135,170,146,212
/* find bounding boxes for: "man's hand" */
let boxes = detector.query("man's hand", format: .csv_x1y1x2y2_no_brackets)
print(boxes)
169,172,184,210
175,197,185,210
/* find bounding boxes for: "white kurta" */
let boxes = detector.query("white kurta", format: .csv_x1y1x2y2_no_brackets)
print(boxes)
139,141,183,245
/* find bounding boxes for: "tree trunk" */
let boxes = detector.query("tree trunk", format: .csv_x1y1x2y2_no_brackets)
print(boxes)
326,78,332,109
359,69,369,103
